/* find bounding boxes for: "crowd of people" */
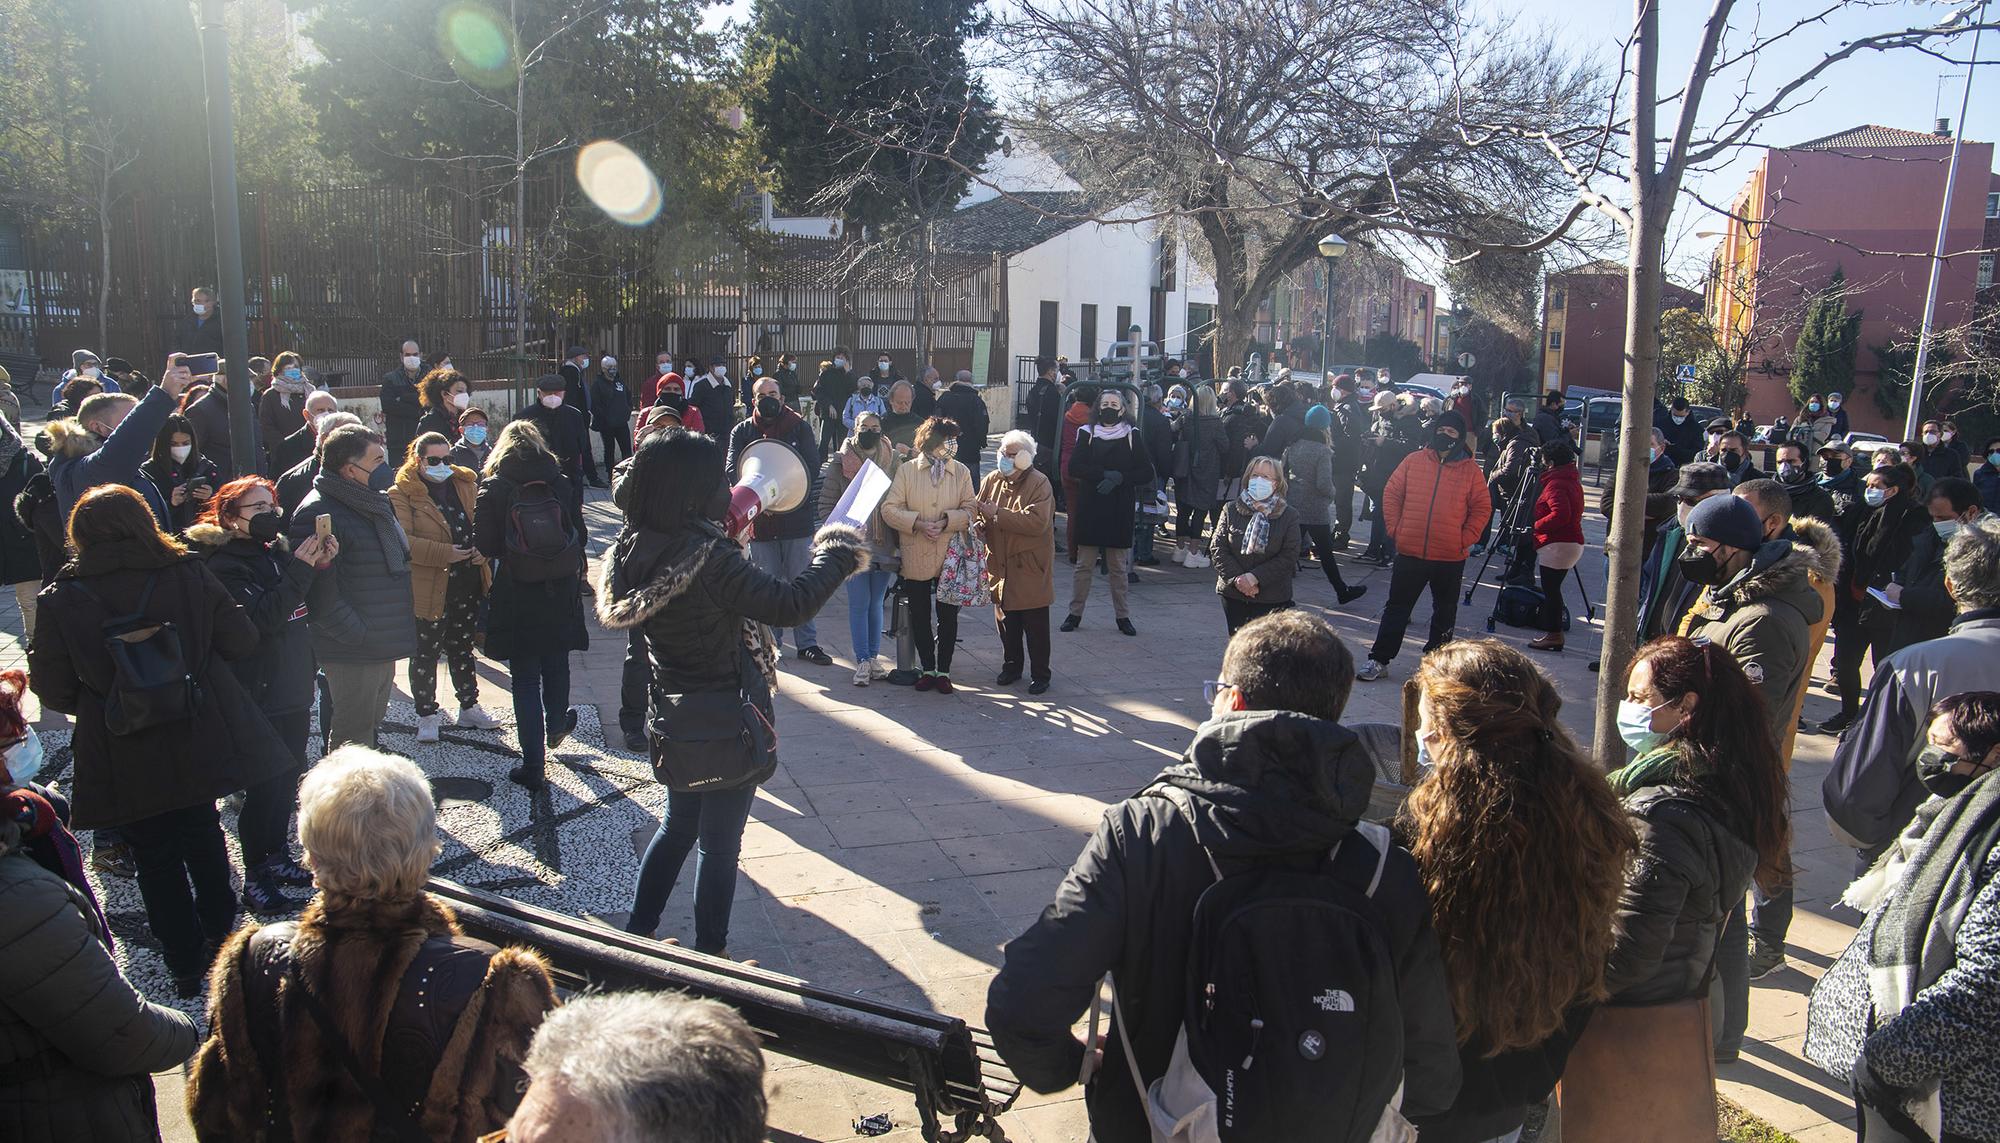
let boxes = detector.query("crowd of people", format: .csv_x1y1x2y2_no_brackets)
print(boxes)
8,293,2000,1142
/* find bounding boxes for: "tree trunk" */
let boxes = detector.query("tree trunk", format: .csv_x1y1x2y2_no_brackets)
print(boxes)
1592,0,1665,766
510,0,527,380
96,163,113,354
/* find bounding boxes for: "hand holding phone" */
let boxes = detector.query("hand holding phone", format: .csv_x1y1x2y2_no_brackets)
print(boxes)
315,513,333,541
181,352,220,377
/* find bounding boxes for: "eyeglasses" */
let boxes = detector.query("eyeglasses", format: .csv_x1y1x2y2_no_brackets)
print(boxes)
1202,679,1233,703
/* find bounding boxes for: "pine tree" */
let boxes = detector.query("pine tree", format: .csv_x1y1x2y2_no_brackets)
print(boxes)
1790,268,1862,405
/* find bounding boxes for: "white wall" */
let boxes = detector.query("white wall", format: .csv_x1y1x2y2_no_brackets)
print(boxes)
1006,215,1217,371
958,136,1083,207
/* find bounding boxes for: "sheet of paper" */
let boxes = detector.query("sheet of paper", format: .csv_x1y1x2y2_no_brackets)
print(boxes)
827,459,892,530
1866,586,1902,610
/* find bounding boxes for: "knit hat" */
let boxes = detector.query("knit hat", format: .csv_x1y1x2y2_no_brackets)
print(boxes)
1433,410,1467,435
1685,494,1766,553
1332,373,1356,392
72,349,99,369
1668,461,1732,499
1304,405,1333,431
536,373,567,392
103,357,133,374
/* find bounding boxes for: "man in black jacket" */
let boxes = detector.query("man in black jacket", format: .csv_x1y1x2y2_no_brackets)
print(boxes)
516,374,592,511
935,369,991,485
811,348,856,456
1024,357,1063,492
268,390,340,477
690,356,738,439
177,286,227,359
1327,374,1366,544
727,375,831,666
379,339,426,464
1132,384,1176,568
1217,380,1268,486
1655,396,1704,465
986,611,1460,1143
1530,390,1568,450
557,346,603,486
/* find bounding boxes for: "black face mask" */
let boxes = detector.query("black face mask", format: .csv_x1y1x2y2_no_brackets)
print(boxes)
366,463,394,493
855,430,882,451
755,396,782,420
1097,408,1121,425
1917,746,1979,798
704,484,733,523
247,511,283,543
1823,458,1846,477
1721,450,1743,468
1431,432,1459,453
1678,544,1728,586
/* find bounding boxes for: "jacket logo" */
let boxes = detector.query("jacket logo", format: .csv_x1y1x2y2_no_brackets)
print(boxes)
1312,989,1355,1013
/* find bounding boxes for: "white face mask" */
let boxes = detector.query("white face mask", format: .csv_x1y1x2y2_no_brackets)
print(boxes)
192,302,210,316
80,366,100,380
1010,450,1033,472
540,393,563,409
451,391,470,409
422,462,453,483
402,354,422,370
1828,397,1842,408
169,444,192,463
1924,432,1940,446
1943,430,1956,442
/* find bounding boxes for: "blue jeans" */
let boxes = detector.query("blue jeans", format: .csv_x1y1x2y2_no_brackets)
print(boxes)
749,537,819,651
845,569,896,660
627,784,758,953
508,652,572,778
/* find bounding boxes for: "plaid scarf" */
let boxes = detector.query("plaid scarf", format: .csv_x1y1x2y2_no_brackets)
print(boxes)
1236,489,1287,556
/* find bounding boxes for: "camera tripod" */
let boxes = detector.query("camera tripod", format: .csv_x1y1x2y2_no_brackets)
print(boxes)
1463,446,1596,632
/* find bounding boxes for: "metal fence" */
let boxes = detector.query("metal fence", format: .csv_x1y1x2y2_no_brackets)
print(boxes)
1,176,1003,385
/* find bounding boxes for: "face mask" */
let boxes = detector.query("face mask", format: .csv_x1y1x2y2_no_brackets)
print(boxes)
247,510,283,543
1097,407,1121,424
1649,447,1659,462
1865,487,1887,507
1828,397,1842,408
1821,458,1846,477
1431,432,1458,453
713,365,728,379
80,366,100,380
1707,433,1722,448
1011,450,1033,472
1617,699,1673,755
1672,413,1688,425
835,357,848,369
422,461,453,483
1936,519,1961,540
1416,734,1437,771
274,367,301,384
192,302,210,316
684,364,697,377
366,463,394,492
168,444,193,464
1778,462,1802,482
1809,402,1820,412
878,361,891,372
463,423,488,446
1924,433,1940,446
541,394,563,408
601,356,617,371
450,391,470,409
1988,452,2000,467
1678,543,1727,585
941,440,959,459
3,727,45,785
1166,397,1185,411
1943,431,1956,443
756,396,782,420
1917,745,1978,798
752,366,763,376
856,430,882,450
403,354,422,370
1246,476,1275,501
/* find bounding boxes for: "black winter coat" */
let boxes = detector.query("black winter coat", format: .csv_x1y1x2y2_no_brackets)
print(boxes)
28,551,296,830
689,376,737,437
268,421,316,478
139,455,220,532
0,447,45,585
472,452,589,661
1329,396,1368,473
512,404,590,492
1066,430,1154,549
195,527,319,716
1172,410,1226,504
1257,409,1307,468
811,366,855,426
13,469,62,590
1853,495,1928,627
1602,784,1760,1005
985,711,1462,1143
1893,523,1955,648
589,374,634,432
275,456,317,517
1137,405,1174,495
935,383,991,462
1024,377,1063,458
287,476,419,665
726,409,822,542
378,369,423,461
1219,403,1270,478
416,407,459,443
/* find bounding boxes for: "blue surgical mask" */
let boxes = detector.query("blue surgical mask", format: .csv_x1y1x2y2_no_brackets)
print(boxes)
1246,476,1275,501
4,727,44,785
1617,699,1673,755
1936,519,1961,540
1416,734,1437,771
422,462,453,483
282,367,303,382
463,423,488,446
1865,487,1887,507
1988,452,2000,467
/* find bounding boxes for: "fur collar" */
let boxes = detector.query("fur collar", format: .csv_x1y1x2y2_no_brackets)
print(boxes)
186,521,291,555
1725,519,1839,607
595,520,870,631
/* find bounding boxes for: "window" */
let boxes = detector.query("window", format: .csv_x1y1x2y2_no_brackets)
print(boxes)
1550,288,1567,310
1038,300,1060,360
1981,254,1996,291
1115,305,1134,345
1988,191,1999,219
1080,304,1098,360
1548,330,1564,350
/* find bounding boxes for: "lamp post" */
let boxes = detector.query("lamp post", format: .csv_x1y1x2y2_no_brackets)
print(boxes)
1317,233,1347,376
1906,0,1987,439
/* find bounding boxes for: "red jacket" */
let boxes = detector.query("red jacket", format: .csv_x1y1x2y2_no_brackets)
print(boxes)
1383,445,1491,561
1533,462,1586,548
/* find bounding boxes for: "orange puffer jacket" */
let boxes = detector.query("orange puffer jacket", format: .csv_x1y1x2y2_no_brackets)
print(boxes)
1383,445,1492,561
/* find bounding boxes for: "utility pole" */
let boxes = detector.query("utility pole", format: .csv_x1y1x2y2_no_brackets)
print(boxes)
196,0,259,472
1904,0,1986,440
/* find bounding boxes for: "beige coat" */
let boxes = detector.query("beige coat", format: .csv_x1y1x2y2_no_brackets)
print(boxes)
389,467,491,620
880,456,975,582
977,466,1055,611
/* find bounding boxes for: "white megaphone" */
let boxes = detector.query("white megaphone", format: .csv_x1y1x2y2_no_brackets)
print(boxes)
725,438,810,538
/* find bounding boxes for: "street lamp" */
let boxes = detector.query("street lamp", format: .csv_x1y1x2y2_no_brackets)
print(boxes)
1317,233,1347,375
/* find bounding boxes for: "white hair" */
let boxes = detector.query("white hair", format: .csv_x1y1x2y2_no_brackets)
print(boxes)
298,746,439,900
523,991,767,1143
999,429,1037,457
1945,516,2000,611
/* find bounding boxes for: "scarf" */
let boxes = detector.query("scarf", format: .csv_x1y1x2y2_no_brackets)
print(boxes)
1236,489,1287,556
0,416,23,474
5,786,113,949
1087,420,1133,441
314,473,410,574
271,373,313,398
1606,744,1686,798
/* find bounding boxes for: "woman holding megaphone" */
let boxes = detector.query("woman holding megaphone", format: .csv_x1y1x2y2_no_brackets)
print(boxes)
602,429,869,956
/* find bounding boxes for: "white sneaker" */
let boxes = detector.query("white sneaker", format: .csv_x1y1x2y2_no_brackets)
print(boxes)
853,658,873,686
1356,659,1389,682
1172,547,1188,565
415,713,443,742
456,703,500,730
1185,552,1211,569
869,658,893,679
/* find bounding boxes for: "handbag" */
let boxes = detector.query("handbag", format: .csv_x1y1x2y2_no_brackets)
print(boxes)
649,647,776,792
936,529,991,607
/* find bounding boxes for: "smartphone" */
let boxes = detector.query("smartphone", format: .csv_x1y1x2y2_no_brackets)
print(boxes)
314,513,332,540
181,352,220,376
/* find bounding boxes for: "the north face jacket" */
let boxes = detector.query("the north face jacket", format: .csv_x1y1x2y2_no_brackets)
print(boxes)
985,710,1461,1143
1679,527,1836,753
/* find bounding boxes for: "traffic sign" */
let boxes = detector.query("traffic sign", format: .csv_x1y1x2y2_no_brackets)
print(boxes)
1676,364,1696,382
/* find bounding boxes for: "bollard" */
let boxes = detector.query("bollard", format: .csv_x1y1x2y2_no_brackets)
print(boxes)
887,581,920,686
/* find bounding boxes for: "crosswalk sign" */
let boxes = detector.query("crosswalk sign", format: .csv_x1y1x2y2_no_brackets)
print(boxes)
1676,364,1696,382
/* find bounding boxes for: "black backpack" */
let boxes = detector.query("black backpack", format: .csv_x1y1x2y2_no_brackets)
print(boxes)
1495,583,1571,631
504,480,581,582
1105,786,1410,1142
70,573,201,735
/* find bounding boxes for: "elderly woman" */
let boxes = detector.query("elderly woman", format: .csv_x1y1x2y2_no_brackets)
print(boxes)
1062,388,1154,636
0,669,199,1142
977,430,1056,693
392,431,496,743
1211,455,1302,633
818,410,901,684
189,746,557,1142
881,416,977,692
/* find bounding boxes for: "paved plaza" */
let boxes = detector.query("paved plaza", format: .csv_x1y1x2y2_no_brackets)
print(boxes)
6,470,1870,1142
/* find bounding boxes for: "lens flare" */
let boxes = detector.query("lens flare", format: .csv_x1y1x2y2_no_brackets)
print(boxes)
576,140,663,227
436,2,516,88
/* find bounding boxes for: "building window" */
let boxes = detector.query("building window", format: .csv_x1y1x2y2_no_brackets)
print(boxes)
1115,305,1134,345
1550,288,1566,310
1548,330,1563,350
1981,254,1996,290
1038,300,1059,361
1080,304,1098,360
1988,191,1999,219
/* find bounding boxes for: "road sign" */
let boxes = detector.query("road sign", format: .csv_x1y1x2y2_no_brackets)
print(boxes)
1676,364,1696,382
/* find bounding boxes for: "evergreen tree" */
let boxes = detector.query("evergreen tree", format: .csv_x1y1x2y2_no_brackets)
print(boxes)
1790,268,1861,405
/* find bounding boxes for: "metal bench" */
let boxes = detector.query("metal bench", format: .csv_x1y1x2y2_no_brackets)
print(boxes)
426,878,1020,1142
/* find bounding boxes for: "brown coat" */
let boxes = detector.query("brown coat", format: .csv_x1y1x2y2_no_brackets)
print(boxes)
188,892,555,1143
389,467,491,620
880,456,976,582
977,465,1055,611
